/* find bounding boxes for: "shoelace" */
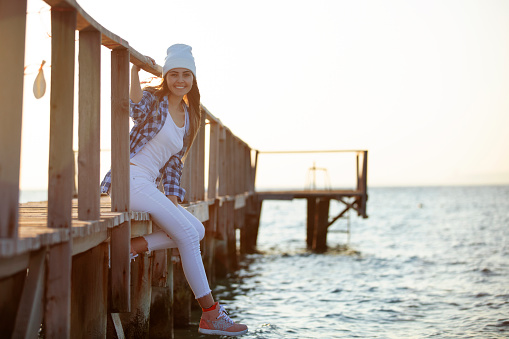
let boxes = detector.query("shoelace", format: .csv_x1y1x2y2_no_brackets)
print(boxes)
216,305,235,325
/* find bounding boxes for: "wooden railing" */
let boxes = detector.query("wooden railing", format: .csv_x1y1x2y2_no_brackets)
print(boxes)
0,0,257,337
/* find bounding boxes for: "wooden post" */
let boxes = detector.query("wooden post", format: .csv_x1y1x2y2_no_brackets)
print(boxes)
0,0,27,238
181,148,193,202
306,198,317,249
251,150,259,192
110,47,131,312
218,126,226,198
150,249,174,338
173,255,192,327
71,243,108,338
360,151,368,218
241,196,261,254
207,121,219,199
226,200,237,270
120,253,152,338
193,114,206,201
214,200,229,277
203,200,218,283
78,28,101,220
45,7,77,338
47,7,76,228
313,198,330,252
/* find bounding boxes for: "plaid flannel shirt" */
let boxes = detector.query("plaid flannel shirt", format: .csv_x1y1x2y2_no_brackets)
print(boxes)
100,90,190,202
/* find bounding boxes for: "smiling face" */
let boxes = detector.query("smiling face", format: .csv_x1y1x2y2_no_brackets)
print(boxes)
165,68,194,98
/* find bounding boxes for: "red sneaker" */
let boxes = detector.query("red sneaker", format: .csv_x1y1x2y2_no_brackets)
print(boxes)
198,302,248,336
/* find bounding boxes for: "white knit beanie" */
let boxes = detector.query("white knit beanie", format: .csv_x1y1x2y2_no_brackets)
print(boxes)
162,44,196,79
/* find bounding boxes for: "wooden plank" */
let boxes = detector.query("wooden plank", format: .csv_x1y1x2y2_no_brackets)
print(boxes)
70,243,108,338
252,150,259,192
13,249,46,338
110,313,125,339
110,48,131,312
0,252,29,279
47,7,76,229
71,226,107,255
226,131,234,196
196,114,206,200
218,126,226,197
110,48,130,213
44,8,76,339
45,241,72,338
184,201,209,222
0,0,27,238
78,29,101,221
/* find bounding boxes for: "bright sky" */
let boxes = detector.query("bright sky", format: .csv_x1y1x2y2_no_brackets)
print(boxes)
20,0,509,190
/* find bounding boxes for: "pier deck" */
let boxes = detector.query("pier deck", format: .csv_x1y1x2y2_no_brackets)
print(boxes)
256,188,368,252
257,189,364,200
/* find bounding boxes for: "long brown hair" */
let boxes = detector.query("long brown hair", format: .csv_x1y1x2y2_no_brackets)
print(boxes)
144,75,202,158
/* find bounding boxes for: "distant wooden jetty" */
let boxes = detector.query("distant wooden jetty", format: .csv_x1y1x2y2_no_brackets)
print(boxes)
0,0,368,337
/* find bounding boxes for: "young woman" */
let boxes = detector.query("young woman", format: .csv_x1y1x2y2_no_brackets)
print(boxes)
101,44,247,336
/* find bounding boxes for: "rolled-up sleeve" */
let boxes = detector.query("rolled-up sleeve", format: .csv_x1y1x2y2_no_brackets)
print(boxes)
162,155,186,203
130,91,155,124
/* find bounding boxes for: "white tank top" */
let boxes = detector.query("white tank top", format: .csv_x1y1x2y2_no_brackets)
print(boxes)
130,108,188,177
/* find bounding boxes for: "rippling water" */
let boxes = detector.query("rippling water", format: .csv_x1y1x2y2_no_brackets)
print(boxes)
21,187,509,338
178,185,509,338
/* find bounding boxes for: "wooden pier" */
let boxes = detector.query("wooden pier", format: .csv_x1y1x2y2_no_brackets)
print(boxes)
0,0,368,337
256,150,368,252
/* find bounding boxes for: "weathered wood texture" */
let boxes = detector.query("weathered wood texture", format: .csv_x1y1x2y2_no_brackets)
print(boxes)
71,243,108,338
47,7,76,229
110,48,131,312
13,249,45,338
78,28,101,221
149,249,173,338
44,7,77,339
172,255,192,327
0,0,27,239
120,252,152,338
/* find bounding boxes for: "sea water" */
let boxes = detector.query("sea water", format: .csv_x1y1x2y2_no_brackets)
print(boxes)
192,186,509,338
21,186,509,338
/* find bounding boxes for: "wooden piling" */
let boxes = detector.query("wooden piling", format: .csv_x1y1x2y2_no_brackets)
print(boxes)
0,0,27,238
149,249,174,338
313,198,330,252
71,243,108,338
120,253,152,338
110,47,131,313
306,197,317,249
172,255,192,327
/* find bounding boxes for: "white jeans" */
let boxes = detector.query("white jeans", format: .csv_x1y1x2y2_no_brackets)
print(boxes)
130,165,211,299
